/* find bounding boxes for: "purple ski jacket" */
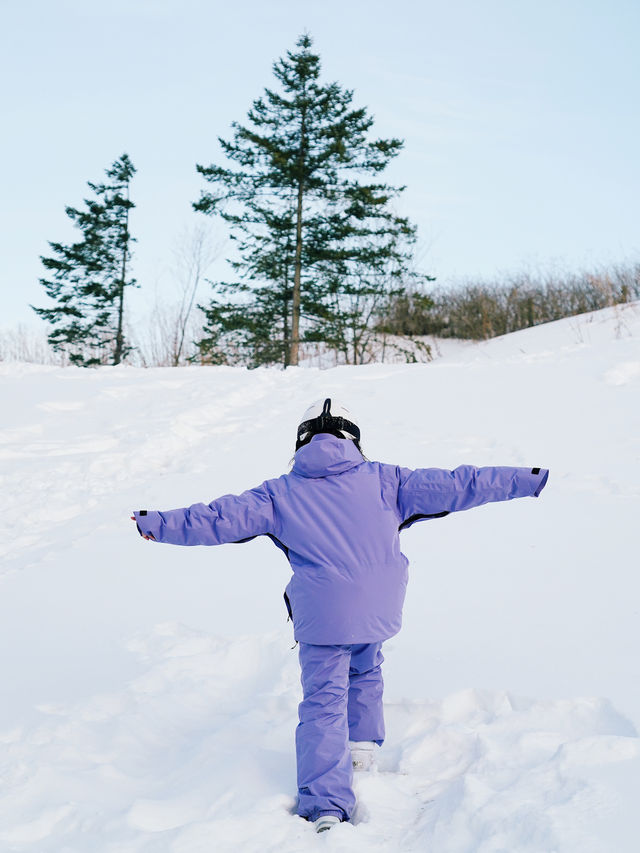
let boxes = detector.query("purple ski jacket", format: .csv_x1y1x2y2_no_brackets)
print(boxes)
133,434,548,644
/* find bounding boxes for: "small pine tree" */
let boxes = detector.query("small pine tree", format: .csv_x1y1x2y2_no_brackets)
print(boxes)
194,34,425,367
32,154,136,366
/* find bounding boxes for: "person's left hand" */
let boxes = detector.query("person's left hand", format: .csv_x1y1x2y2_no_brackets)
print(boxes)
131,516,155,540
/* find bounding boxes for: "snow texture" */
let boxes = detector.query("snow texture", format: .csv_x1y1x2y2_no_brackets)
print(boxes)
1,302,639,851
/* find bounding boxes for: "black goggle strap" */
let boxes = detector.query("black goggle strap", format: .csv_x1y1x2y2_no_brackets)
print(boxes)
297,408,360,445
297,416,360,441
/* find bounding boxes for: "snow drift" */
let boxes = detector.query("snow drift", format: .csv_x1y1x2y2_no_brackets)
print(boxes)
1,302,639,851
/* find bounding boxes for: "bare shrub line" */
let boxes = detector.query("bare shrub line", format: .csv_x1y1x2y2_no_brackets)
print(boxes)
383,260,640,341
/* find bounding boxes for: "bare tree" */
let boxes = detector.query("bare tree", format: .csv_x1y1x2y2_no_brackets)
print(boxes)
170,225,221,366
0,324,64,364
131,226,221,367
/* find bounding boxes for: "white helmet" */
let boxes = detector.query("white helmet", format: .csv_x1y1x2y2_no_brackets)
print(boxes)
296,398,360,450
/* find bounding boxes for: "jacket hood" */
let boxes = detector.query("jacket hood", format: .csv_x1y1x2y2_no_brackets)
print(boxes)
292,434,364,479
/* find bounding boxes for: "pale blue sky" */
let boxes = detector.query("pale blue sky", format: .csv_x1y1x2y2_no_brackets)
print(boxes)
2,0,638,326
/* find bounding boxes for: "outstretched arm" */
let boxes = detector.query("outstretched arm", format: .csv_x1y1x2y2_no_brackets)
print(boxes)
131,482,275,546
397,465,548,529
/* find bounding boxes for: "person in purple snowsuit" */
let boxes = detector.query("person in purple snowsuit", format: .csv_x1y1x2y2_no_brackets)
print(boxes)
132,398,549,834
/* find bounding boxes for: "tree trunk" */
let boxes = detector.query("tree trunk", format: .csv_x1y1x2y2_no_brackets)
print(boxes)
282,227,293,368
282,272,290,369
290,101,307,367
113,184,130,365
175,237,202,366
290,185,304,366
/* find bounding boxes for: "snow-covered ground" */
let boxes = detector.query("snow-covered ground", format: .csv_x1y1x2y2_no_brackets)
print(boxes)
1,302,639,851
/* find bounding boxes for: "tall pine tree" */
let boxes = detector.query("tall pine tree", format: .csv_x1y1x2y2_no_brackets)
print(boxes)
194,34,425,367
33,154,136,366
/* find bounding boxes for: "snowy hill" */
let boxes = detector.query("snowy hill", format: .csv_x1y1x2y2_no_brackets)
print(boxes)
1,302,639,851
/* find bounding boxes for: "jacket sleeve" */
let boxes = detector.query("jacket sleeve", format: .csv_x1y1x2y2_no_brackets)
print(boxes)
397,465,548,529
132,481,276,546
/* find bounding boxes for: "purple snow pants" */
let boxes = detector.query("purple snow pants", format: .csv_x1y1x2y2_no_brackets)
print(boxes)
295,642,385,822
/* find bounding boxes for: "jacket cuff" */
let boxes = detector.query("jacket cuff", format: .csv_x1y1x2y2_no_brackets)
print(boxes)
529,468,549,497
133,510,164,541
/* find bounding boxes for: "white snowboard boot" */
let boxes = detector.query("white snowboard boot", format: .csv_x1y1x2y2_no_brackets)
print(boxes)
349,740,376,771
315,814,341,833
